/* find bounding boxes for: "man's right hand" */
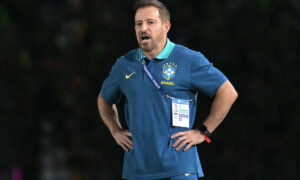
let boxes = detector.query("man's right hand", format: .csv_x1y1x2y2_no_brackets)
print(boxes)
112,129,133,152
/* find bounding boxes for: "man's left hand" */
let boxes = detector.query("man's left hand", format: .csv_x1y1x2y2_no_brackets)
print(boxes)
171,129,205,151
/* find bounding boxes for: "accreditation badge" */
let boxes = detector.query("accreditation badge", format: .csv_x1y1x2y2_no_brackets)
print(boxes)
172,98,190,128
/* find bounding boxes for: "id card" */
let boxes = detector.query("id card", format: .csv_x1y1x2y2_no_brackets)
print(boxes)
172,98,190,128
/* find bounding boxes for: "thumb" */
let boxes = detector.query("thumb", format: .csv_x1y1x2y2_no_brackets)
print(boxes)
124,130,132,137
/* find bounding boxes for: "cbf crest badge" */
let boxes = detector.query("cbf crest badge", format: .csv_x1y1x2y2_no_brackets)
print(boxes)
162,62,177,80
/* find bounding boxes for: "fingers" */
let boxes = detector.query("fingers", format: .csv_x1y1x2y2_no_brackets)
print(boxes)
176,139,190,151
114,130,134,151
183,142,193,151
120,143,129,152
172,134,192,151
171,130,204,151
123,136,133,150
171,131,185,139
124,130,132,137
172,136,186,147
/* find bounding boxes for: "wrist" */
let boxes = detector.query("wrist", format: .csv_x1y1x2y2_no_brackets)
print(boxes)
110,126,122,136
198,125,211,143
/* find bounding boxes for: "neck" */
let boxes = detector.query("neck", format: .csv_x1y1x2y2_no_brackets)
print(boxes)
143,38,167,60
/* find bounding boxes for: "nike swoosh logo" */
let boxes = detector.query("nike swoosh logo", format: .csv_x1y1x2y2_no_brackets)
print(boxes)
125,72,135,79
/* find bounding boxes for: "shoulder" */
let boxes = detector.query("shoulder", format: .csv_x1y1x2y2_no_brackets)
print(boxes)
116,49,139,65
173,44,207,64
109,48,138,73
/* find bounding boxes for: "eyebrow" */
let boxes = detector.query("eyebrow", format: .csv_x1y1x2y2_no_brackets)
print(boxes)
135,19,156,23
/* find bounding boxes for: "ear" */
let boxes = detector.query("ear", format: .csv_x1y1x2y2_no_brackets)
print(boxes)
163,21,171,33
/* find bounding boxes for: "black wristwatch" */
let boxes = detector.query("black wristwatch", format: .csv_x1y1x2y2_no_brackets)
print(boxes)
198,125,211,143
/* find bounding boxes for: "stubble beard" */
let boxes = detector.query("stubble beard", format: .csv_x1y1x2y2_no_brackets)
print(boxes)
139,32,164,54
140,41,155,53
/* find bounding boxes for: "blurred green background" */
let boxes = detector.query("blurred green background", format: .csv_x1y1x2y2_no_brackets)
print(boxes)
0,0,299,179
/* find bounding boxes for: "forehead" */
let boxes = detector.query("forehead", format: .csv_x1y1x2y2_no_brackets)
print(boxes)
135,6,160,21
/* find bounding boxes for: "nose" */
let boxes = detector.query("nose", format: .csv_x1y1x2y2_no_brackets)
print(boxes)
140,22,148,32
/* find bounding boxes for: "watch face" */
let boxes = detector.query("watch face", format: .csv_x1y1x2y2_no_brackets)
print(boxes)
199,125,207,132
199,125,211,136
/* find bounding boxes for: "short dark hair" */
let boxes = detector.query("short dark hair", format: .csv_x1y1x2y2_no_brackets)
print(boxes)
134,0,170,22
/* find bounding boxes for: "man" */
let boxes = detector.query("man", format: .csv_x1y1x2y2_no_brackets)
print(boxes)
98,0,238,179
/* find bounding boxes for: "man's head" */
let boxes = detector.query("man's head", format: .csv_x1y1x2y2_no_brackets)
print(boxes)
134,0,171,58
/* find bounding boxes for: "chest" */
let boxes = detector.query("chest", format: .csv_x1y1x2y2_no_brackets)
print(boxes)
119,59,192,101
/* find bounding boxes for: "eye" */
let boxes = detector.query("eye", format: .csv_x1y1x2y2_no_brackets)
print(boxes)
149,21,154,25
135,22,142,27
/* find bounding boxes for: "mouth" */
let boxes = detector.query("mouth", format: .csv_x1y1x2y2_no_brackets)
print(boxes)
140,34,151,42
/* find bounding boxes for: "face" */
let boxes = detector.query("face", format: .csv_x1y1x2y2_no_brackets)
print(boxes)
135,6,170,54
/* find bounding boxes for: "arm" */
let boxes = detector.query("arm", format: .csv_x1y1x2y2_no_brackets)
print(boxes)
97,94,133,151
203,80,238,133
172,80,238,151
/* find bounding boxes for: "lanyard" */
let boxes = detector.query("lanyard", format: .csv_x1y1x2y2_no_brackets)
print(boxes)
143,64,174,100
140,49,197,102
